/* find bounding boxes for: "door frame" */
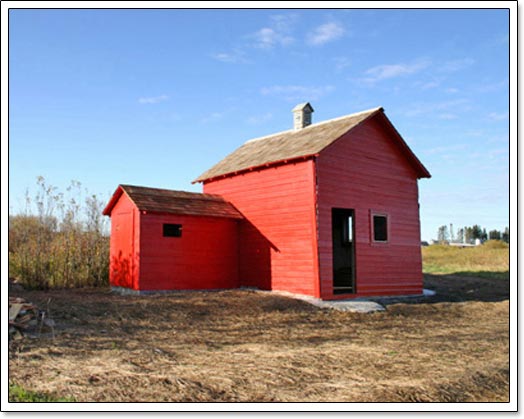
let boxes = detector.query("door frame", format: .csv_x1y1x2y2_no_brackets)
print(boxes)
331,208,356,295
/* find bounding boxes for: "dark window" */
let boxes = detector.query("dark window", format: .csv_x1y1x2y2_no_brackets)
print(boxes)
373,215,388,242
163,223,182,237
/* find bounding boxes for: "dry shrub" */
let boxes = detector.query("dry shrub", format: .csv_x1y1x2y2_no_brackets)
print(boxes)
8,177,109,289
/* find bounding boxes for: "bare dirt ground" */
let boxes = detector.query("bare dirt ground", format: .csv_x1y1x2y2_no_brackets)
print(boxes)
9,274,509,403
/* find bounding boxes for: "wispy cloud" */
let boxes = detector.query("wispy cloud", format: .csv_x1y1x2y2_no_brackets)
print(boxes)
438,113,458,120
201,111,226,123
486,33,509,48
260,84,335,102
414,80,440,90
212,14,297,62
251,14,297,49
307,22,345,46
211,53,234,62
401,98,471,118
423,143,467,155
211,50,247,64
488,111,509,121
423,187,508,208
138,94,169,104
269,14,298,34
357,56,473,87
476,79,508,93
439,58,475,73
333,56,351,71
465,129,484,137
247,112,273,125
361,59,430,84
486,134,508,144
498,34,509,44
252,27,294,49
445,87,459,94
487,147,508,159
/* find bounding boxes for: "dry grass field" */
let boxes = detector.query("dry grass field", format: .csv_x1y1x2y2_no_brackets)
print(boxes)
422,241,509,279
9,270,509,403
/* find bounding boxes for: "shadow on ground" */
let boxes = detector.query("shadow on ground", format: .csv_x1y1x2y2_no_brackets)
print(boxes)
375,273,509,306
452,270,509,280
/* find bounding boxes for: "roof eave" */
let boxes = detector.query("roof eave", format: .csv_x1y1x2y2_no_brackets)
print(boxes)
419,168,432,179
374,112,431,179
136,208,244,220
102,185,125,216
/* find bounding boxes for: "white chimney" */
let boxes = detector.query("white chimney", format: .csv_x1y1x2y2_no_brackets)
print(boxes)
292,102,314,130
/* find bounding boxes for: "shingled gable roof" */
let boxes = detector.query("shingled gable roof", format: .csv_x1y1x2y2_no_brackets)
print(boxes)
102,184,243,219
194,106,430,183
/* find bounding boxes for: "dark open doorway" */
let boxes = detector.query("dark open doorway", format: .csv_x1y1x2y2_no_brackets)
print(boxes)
332,208,356,294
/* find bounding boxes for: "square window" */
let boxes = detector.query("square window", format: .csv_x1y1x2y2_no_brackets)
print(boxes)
373,215,388,242
163,223,182,237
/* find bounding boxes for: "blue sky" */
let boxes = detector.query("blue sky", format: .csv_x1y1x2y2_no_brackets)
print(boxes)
8,8,510,241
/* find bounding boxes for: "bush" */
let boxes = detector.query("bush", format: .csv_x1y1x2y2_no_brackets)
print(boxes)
482,240,509,249
9,177,109,289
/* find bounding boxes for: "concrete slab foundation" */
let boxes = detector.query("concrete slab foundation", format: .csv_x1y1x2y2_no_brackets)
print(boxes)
271,289,437,313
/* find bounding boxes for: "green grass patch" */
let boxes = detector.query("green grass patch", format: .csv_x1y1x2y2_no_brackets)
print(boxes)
422,242,509,280
9,383,75,402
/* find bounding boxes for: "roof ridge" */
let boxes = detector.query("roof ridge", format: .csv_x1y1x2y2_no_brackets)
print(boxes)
193,105,388,183
244,106,382,144
244,129,294,144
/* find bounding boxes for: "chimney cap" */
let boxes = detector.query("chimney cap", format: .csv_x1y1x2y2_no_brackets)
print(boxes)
292,102,314,112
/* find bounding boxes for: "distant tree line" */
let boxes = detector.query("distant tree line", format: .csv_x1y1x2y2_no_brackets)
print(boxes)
9,177,109,289
436,224,509,244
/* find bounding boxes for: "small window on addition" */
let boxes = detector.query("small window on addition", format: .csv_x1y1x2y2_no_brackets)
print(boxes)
163,223,182,237
373,215,388,242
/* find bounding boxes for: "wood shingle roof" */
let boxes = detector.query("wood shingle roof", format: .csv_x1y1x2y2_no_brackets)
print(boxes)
194,107,384,183
102,184,243,219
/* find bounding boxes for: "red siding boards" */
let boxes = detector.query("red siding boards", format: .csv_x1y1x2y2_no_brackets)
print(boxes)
109,193,140,290
105,185,240,293
139,213,239,291
203,160,320,298
316,114,423,299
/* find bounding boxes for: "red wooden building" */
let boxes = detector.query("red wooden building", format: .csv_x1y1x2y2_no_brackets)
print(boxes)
102,185,243,292
104,104,430,299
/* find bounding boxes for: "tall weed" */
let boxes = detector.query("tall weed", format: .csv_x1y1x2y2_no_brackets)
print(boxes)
9,177,109,289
